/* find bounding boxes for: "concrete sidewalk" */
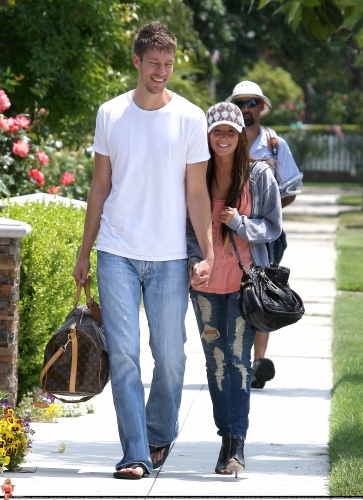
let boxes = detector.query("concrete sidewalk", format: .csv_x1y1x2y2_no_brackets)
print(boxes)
6,187,344,498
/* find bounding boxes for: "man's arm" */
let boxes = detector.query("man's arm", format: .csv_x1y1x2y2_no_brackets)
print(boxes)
186,160,213,289
73,152,112,285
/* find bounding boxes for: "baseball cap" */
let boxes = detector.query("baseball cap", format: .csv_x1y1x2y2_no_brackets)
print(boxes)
225,81,272,117
206,102,245,133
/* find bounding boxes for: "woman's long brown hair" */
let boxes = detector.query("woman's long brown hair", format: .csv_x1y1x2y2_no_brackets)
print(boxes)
207,128,253,243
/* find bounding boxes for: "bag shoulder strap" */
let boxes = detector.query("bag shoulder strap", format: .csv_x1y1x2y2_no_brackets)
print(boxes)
263,127,279,160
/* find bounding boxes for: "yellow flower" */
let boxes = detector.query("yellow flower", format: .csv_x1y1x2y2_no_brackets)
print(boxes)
4,456,10,465
9,423,21,432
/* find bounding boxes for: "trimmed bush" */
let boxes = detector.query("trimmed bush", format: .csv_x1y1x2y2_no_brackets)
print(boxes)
1,201,97,400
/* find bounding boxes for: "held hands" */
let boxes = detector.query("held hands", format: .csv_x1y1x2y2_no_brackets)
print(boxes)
190,259,212,291
220,206,237,225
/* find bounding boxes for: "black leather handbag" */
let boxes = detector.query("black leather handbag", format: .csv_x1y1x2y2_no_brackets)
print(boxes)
229,229,305,333
33,276,110,407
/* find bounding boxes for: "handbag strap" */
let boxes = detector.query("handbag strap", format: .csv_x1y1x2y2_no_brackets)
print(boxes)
227,162,275,268
228,228,274,270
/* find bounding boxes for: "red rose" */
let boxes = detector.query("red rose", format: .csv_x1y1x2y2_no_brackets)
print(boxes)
28,168,44,187
12,140,30,158
7,117,19,133
15,115,31,129
0,118,9,131
60,172,75,186
48,186,61,194
0,90,11,113
36,150,49,166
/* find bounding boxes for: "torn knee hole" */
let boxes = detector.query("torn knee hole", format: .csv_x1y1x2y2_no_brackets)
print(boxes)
204,328,217,335
202,327,220,342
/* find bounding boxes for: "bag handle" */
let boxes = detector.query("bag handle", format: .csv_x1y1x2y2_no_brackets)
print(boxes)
74,274,92,308
73,275,103,327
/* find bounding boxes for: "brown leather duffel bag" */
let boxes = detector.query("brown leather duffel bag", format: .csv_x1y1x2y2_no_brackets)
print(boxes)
33,276,110,407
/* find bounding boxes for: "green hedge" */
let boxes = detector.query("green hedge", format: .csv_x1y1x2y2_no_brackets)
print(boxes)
1,201,98,400
271,124,363,134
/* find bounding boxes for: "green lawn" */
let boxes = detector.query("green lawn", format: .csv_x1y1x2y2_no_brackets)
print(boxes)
337,195,363,206
329,208,363,496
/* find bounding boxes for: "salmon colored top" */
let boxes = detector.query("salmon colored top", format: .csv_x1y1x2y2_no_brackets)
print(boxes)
206,181,253,294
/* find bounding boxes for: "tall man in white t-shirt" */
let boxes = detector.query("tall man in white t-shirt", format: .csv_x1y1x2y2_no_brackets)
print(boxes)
226,80,303,389
73,21,213,479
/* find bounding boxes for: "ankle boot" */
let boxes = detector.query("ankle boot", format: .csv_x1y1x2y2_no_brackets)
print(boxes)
215,434,232,474
226,437,245,477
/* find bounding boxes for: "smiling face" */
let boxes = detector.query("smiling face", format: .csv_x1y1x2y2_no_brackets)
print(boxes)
209,124,239,159
133,48,174,95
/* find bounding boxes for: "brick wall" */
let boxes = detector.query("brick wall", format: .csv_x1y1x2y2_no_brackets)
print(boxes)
0,238,21,407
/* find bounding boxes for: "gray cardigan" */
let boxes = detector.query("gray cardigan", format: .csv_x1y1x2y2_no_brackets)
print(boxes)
187,161,282,268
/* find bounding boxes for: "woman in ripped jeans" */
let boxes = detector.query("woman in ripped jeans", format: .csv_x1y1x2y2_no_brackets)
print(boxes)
187,102,282,477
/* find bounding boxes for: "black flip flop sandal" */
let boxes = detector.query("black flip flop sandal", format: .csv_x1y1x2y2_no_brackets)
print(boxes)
149,443,171,469
113,463,148,480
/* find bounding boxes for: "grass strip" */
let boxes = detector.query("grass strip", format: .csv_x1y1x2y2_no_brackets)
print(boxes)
329,207,363,496
329,293,363,496
337,195,363,206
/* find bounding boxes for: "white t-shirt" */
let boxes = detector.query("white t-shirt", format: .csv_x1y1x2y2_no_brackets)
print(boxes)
92,90,210,261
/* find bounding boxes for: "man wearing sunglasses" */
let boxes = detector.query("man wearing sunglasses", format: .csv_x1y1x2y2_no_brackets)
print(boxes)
226,80,303,390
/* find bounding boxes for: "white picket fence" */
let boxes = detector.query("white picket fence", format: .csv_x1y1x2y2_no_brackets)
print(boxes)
281,132,363,174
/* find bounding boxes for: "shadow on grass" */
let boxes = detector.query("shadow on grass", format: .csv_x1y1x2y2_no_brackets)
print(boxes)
330,372,363,398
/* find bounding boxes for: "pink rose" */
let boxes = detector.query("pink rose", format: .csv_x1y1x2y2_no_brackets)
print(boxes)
28,168,44,187
0,90,11,113
48,186,61,194
39,108,46,114
0,118,9,131
15,115,31,129
7,117,19,133
288,103,295,110
36,150,49,166
12,140,30,158
60,172,75,186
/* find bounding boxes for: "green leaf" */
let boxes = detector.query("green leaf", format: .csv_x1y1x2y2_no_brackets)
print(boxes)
291,4,303,30
339,11,363,30
0,180,10,196
356,27,363,48
334,0,363,7
274,2,292,15
301,0,321,6
287,0,302,24
257,0,274,9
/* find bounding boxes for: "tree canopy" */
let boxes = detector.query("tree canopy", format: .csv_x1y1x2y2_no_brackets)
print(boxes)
249,0,363,64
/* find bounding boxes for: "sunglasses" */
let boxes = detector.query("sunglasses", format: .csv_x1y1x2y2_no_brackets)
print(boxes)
234,99,261,109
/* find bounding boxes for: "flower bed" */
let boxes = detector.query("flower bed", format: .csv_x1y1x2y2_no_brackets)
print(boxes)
0,393,34,472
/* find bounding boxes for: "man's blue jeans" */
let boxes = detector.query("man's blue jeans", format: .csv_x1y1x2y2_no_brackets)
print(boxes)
190,289,256,440
97,251,189,474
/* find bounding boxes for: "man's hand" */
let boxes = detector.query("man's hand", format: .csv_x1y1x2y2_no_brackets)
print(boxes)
73,256,91,286
190,260,212,291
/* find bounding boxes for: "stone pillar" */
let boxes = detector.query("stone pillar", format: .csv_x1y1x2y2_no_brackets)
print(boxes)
0,218,31,406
